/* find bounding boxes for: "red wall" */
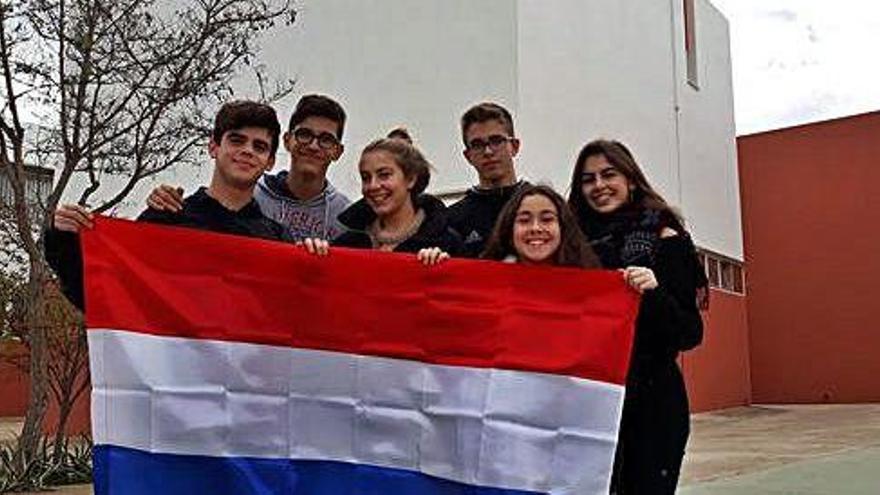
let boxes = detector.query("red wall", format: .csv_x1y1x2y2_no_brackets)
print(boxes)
683,289,752,412
0,341,91,435
44,388,91,436
0,348,29,417
738,111,880,403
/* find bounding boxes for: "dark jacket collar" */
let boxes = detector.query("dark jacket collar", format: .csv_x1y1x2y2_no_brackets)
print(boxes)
466,179,526,199
190,187,265,218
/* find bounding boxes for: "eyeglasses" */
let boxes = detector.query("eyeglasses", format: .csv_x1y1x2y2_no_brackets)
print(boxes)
466,135,513,153
292,127,340,150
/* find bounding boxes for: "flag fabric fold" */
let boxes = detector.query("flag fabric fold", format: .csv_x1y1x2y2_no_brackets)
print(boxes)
83,217,639,494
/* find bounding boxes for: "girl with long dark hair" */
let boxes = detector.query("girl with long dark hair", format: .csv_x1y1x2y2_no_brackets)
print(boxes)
481,183,600,269
567,139,708,494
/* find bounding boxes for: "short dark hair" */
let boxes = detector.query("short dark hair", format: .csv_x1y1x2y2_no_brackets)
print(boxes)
288,94,347,139
360,138,431,202
212,100,281,157
460,102,515,145
482,184,601,269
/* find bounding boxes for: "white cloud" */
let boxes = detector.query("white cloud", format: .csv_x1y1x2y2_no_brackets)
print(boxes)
709,0,880,134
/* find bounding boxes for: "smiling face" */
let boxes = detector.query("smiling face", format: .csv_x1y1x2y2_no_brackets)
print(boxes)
210,126,275,189
512,193,562,265
359,150,415,219
580,154,633,214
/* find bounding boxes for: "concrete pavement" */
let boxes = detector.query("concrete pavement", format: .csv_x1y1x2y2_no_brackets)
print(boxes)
680,404,880,493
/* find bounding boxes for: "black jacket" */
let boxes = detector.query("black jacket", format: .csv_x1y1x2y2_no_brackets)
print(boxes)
135,188,288,239
446,181,527,258
44,188,287,310
611,234,704,494
333,194,463,255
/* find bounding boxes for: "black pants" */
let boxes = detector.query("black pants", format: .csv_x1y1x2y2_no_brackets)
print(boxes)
610,363,690,494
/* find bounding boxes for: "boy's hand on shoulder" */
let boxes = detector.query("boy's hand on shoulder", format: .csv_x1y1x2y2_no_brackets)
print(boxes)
53,204,94,233
147,184,184,212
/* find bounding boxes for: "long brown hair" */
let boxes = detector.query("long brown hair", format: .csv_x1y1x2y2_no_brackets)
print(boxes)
566,139,684,232
482,184,601,268
567,139,710,309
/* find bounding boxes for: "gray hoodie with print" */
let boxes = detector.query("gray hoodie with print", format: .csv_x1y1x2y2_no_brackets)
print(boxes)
254,171,351,241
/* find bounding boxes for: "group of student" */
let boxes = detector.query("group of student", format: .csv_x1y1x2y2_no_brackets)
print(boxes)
45,95,708,494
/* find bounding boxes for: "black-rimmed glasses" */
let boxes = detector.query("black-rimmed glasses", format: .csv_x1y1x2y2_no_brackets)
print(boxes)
466,135,513,153
292,127,340,150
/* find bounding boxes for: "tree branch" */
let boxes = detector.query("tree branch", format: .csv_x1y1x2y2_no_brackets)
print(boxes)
0,3,24,141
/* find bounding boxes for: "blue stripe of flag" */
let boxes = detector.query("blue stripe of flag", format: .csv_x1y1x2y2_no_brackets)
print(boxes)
93,445,543,495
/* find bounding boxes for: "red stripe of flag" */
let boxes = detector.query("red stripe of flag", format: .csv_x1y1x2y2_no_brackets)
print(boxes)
82,217,639,385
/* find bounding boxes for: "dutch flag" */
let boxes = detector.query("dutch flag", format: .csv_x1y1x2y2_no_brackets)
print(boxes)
83,217,639,494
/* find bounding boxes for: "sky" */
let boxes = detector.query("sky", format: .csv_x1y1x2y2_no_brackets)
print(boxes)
708,0,880,135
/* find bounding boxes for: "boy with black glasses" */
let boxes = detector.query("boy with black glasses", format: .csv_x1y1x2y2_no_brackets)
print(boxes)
148,94,351,241
448,102,528,257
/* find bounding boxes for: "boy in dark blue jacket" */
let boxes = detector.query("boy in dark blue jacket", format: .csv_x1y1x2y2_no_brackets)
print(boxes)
45,100,287,309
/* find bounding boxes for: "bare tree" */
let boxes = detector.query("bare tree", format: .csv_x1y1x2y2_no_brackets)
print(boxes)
0,275,85,459
42,283,87,460
0,0,295,464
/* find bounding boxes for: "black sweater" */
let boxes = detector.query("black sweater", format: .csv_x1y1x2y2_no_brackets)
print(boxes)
629,234,704,383
333,195,463,255
446,181,527,258
44,188,287,310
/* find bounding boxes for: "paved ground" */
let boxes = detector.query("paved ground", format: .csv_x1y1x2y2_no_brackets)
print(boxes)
4,404,879,494
13,486,92,495
0,417,21,446
681,446,880,494
680,404,880,493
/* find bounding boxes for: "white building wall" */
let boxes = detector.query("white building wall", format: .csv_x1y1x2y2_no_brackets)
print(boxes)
261,0,520,196
675,0,744,259
515,0,680,204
